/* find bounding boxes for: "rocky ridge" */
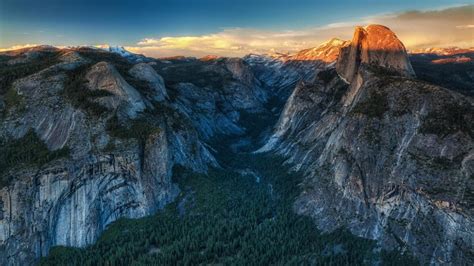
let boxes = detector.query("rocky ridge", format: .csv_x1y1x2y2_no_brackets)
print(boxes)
409,48,474,96
260,24,474,264
244,38,348,99
0,47,232,265
411,47,474,56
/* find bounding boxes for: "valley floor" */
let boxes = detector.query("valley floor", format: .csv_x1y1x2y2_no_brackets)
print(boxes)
40,137,418,265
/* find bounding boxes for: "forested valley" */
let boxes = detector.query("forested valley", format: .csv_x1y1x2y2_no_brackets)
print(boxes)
41,141,418,265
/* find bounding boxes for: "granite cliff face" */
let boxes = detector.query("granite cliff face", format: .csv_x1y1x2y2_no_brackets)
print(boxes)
261,25,474,264
0,43,303,264
0,48,232,265
129,63,168,102
244,38,348,100
337,25,415,83
86,61,147,118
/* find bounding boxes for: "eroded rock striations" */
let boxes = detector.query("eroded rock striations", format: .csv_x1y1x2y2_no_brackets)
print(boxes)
0,48,218,265
261,25,474,264
0,43,295,264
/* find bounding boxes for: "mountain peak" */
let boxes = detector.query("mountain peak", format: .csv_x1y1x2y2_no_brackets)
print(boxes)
319,37,346,47
106,45,133,56
289,38,348,62
336,24,415,83
200,55,221,61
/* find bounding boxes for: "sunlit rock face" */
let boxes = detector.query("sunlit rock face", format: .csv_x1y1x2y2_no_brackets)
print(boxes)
289,38,348,63
337,24,415,83
262,25,474,264
244,38,348,100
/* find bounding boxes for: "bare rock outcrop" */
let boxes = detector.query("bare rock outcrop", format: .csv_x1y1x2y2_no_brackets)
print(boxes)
290,38,348,63
86,62,146,118
336,24,415,83
244,38,348,99
0,49,217,265
262,25,474,264
129,63,168,102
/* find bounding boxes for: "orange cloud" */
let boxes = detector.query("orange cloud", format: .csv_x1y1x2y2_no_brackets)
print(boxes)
126,5,474,58
2,5,472,58
0,44,39,52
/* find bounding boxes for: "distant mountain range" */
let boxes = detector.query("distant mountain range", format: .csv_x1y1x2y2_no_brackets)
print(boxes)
411,47,474,56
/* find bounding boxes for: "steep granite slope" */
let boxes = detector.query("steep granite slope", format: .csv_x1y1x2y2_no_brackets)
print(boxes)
149,57,265,140
0,48,226,265
244,38,348,100
0,41,294,264
261,25,474,264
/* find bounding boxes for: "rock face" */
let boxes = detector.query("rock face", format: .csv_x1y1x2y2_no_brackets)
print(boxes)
244,38,347,99
150,56,271,139
218,57,268,112
0,153,178,264
336,25,415,83
173,82,243,139
291,38,348,63
86,62,146,118
262,25,474,264
0,48,218,265
129,63,167,102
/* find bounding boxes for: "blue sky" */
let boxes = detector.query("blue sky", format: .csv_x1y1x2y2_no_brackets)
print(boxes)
0,0,472,56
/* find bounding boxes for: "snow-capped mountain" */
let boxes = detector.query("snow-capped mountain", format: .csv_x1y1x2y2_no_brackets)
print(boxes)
411,47,474,56
100,45,150,63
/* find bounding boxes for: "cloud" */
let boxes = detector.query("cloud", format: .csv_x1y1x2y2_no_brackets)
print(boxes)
126,27,353,58
0,43,39,52
370,5,474,49
127,5,474,58
93,44,111,49
2,5,472,57
456,24,474,29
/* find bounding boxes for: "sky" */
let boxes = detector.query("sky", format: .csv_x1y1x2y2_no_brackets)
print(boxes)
0,0,473,57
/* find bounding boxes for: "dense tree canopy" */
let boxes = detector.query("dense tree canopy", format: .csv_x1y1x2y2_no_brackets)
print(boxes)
40,154,418,265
